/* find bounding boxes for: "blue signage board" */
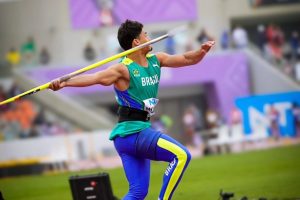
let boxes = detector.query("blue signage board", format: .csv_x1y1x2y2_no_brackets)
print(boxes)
236,92,300,137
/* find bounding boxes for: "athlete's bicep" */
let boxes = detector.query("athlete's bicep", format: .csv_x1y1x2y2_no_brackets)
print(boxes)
156,52,188,68
95,63,127,86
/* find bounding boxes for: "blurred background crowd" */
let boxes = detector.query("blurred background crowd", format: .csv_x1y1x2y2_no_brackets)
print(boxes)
3,22,300,81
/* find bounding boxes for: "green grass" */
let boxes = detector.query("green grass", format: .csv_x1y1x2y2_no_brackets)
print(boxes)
1,145,300,200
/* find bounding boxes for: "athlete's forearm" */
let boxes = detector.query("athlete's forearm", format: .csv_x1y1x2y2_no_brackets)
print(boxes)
183,40,215,66
65,74,98,87
65,65,123,87
158,41,214,68
182,48,207,66
50,69,117,91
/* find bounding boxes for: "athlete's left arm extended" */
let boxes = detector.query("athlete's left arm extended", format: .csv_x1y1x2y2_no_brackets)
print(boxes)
156,40,215,68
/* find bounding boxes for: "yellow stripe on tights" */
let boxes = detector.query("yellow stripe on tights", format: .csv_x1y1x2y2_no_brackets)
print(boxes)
157,138,187,200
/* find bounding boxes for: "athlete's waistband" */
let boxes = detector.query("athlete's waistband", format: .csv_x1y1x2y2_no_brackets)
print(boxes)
118,106,150,122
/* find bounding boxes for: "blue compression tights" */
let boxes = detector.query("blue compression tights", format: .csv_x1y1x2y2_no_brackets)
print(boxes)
114,127,191,200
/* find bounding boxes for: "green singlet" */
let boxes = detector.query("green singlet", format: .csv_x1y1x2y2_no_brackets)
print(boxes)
109,54,161,140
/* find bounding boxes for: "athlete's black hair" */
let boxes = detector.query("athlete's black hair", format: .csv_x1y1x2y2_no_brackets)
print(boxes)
118,19,143,50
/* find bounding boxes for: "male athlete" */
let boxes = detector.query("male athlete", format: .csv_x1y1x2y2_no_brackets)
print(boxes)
50,20,215,200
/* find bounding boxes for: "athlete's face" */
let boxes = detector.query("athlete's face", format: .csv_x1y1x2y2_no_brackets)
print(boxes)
134,29,152,53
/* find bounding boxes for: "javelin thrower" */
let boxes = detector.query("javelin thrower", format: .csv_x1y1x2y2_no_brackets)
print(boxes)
0,23,186,106
2,20,215,200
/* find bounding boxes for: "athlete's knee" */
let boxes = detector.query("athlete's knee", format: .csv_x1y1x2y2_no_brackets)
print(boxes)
128,184,148,200
178,147,191,165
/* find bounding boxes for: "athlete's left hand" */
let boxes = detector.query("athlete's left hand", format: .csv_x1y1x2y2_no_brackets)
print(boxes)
201,40,215,53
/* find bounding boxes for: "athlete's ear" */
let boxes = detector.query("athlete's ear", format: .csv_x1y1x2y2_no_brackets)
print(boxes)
133,38,141,47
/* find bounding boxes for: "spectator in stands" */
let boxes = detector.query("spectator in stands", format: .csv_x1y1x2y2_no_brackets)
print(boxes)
265,24,275,62
182,105,203,157
220,30,230,50
182,104,203,147
5,47,21,67
229,107,242,126
197,28,214,44
21,36,36,66
256,25,267,53
205,109,221,129
160,114,173,134
290,31,299,62
267,104,280,140
204,109,221,154
232,26,248,49
266,24,285,64
273,26,285,58
16,100,36,138
266,24,275,43
39,47,51,65
93,0,115,26
273,26,284,47
84,42,96,61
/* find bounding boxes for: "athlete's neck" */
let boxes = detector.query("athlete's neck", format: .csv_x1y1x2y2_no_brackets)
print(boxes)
127,51,148,67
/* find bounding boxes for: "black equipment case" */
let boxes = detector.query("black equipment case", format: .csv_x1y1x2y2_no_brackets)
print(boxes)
69,173,116,200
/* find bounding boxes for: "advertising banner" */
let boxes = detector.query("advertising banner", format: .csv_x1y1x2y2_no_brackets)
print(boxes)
236,92,300,137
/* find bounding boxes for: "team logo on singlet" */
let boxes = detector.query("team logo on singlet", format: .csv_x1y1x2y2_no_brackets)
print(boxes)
133,69,140,77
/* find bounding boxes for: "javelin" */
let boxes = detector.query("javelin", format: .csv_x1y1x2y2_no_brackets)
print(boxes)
0,26,187,106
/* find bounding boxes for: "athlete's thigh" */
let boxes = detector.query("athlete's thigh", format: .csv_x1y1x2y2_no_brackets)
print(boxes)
120,153,151,187
155,133,188,162
114,133,150,186
135,128,188,162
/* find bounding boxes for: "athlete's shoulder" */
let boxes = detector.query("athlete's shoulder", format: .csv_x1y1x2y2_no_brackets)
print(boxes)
120,57,134,66
155,52,168,58
107,63,129,80
107,62,127,73
154,52,168,65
